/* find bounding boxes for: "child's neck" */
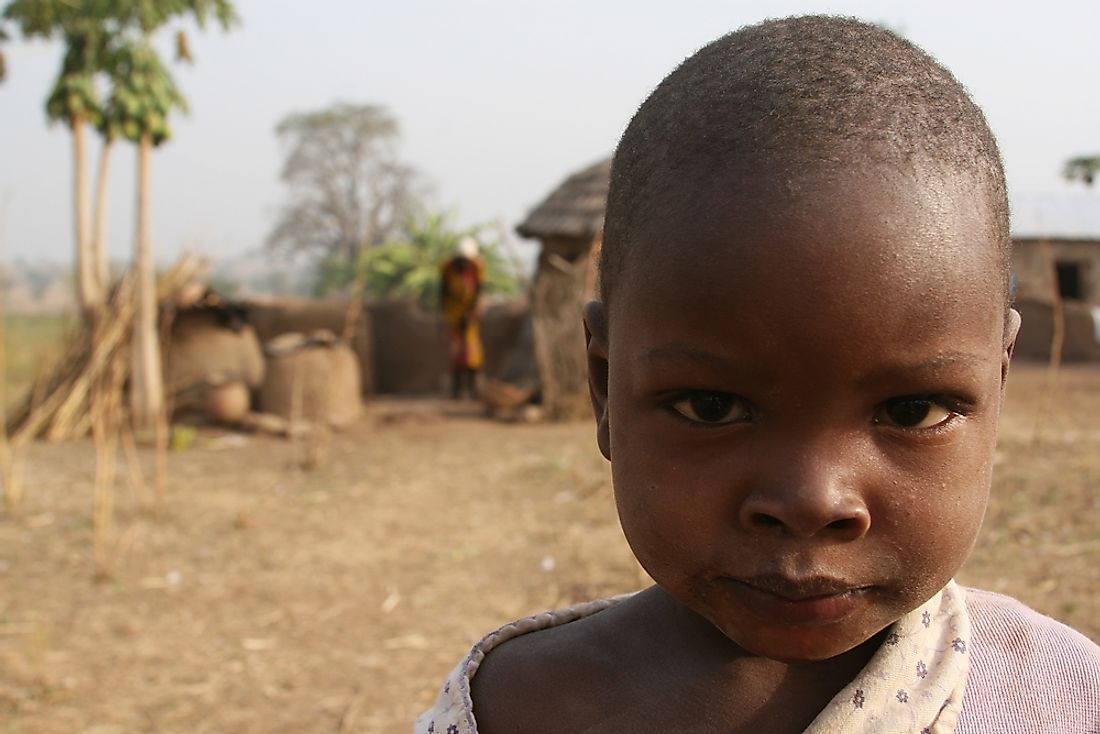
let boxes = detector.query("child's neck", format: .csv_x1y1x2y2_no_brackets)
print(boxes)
642,586,887,732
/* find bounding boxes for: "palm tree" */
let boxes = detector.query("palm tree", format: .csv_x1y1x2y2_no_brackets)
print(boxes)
0,23,10,82
3,0,237,428
105,39,188,429
118,2,237,430
2,0,110,315
105,1,237,430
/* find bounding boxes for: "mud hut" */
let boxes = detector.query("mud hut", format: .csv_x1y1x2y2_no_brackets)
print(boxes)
1009,198,1100,362
1012,237,1100,307
166,300,265,424
1011,238,1100,363
516,158,610,419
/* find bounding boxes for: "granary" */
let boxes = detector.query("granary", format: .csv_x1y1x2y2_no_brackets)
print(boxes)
166,294,266,425
516,158,610,418
1009,195,1100,362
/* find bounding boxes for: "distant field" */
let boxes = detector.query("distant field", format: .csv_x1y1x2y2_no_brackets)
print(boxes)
0,365,1096,733
2,312,76,403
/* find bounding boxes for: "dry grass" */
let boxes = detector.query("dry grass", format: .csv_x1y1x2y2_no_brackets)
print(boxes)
0,364,1096,733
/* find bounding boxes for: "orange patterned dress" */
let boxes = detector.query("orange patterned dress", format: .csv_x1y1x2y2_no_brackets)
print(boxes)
440,255,484,371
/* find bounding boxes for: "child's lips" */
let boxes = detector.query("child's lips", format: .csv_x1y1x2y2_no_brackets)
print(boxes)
722,575,872,627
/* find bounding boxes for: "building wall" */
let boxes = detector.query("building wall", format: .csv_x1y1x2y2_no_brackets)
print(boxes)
245,296,533,396
531,235,597,419
1012,238,1100,305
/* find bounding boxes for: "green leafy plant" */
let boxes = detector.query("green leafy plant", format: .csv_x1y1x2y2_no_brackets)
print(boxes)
320,212,520,308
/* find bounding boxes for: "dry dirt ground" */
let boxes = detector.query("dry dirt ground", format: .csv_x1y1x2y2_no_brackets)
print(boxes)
1,364,1098,733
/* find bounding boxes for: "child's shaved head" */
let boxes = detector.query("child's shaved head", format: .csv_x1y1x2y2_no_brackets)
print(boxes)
600,15,1010,307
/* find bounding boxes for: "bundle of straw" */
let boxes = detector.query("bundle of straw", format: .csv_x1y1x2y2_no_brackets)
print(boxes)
5,254,207,444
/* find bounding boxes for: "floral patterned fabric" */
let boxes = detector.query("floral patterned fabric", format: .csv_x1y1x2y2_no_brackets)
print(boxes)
804,580,968,733
415,583,1100,733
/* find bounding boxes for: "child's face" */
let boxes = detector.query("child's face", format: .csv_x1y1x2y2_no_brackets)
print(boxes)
589,168,1017,663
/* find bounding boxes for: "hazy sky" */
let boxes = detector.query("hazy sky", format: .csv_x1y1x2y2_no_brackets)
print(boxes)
1,0,1098,266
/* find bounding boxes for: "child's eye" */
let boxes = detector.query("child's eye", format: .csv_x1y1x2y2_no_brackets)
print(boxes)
875,396,954,429
670,391,751,425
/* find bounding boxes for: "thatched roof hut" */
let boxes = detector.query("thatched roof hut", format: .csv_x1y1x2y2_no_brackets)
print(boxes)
516,158,611,419
516,158,610,244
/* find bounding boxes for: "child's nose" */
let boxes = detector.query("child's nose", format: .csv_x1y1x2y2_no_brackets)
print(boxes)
736,458,871,541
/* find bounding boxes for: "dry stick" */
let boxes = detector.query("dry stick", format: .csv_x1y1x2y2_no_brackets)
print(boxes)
289,366,305,469
94,415,119,579
17,276,135,444
69,412,93,439
91,387,111,577
337,688,368,734
1032,237,1065,445
92,328,124,580
101,333,130,577
531,280,556,417
5,331,85,437
0,197,22,516
90,310,107,560
153,404,168,510
6,365,51,504
340,273,366,345
5,256,199,446
153,304,176,511
120,425,150,508
29,362,49,418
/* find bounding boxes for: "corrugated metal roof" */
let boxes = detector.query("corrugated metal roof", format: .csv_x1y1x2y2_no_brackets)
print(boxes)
1010,193,1100,241
515,158,611,240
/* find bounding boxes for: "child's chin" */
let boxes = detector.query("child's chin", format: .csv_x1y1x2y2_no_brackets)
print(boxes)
749,638,872,664
711,616,889,664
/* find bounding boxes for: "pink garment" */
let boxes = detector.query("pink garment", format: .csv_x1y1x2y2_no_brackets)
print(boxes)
415,587,1100,733
956,588,1100,732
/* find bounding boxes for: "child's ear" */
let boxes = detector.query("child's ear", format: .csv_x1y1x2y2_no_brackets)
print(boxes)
583,300,612,461
1002,307,1022,387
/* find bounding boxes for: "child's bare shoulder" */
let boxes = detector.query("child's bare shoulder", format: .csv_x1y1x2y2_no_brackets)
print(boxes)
471,591,659,733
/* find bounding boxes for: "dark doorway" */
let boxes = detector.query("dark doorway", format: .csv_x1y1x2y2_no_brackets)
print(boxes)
1056,262,1083,300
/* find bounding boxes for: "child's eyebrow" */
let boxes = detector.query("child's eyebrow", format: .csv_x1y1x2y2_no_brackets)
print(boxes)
633,344,777,383
854,351,993,388
635,344,735,371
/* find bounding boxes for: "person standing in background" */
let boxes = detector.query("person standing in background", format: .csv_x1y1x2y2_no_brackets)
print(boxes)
440,236,485,399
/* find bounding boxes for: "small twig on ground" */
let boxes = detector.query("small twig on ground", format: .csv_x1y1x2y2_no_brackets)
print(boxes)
338,688,368,734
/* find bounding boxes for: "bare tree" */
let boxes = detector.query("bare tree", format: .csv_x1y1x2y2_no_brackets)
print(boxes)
267,102,422,278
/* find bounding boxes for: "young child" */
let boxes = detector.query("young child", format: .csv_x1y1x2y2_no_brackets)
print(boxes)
417,16,1100,733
